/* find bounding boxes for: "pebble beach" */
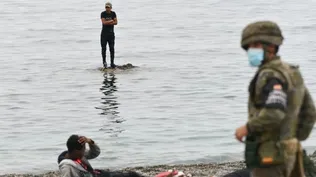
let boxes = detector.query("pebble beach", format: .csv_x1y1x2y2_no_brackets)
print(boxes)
1,161,246,177
4,151,316,177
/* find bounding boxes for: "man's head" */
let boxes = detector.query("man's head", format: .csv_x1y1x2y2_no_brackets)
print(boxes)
105,2,112,12
241,21,284,67
66,134,85,159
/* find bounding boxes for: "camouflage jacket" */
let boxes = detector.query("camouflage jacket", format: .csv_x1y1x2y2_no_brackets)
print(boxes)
247,56,316,142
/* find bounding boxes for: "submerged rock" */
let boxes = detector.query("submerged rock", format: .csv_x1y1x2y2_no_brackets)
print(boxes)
98,63,137,72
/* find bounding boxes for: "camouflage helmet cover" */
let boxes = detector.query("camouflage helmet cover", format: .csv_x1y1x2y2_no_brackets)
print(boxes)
241,21,284,50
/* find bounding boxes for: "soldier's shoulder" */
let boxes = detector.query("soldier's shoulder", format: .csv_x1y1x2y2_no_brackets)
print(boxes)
256,68,288,87
281,60,300,69
290,64,300,69
258,68,282,78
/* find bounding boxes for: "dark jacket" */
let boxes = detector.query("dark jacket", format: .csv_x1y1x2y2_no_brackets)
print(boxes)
58,143,101,177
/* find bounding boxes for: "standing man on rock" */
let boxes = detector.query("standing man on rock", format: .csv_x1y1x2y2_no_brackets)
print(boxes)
235,21,316,177
100,2,117,68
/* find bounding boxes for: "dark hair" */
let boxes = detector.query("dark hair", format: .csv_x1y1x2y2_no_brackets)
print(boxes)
67,134,84,152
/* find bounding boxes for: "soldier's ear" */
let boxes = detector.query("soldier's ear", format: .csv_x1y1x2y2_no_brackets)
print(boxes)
266,44,278,54
275,46,279,54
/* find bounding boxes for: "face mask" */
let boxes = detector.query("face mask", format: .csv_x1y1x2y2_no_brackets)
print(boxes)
247,48,264,67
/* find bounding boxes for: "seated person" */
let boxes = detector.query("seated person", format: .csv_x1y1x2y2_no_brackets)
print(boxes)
58,134,143,177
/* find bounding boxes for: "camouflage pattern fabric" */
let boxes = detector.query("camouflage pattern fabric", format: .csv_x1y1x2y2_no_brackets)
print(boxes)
303,150,316,177
241,21,284,50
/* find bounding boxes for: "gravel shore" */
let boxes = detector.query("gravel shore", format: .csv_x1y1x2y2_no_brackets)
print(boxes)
3,152,316,177
0,160,248,177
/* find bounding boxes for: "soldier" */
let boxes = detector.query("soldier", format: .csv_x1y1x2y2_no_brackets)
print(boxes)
210,150,316,177
234,21,316,177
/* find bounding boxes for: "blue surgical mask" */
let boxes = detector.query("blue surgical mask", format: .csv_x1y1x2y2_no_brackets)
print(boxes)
247,48,264,67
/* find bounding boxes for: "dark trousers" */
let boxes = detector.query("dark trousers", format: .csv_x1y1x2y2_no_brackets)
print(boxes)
101,33,115,66
94,169,144,177
222,169,250,177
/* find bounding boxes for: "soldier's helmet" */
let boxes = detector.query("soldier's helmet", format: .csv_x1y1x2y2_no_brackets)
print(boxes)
241,21,284,50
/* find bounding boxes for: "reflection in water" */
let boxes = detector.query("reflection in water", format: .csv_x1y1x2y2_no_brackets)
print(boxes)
100,72,119,116
97,72,125,137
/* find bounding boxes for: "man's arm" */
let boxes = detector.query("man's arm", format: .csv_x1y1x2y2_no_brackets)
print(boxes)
84,139,101,160
101,18,114,25
111,12,118,25
111,17,118,25
247,68,287,133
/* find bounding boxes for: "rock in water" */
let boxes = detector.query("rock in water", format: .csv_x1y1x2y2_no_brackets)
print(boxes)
98,63,137,72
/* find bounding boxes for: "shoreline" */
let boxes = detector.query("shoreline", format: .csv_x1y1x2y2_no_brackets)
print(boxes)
0,160,249,177
3,153,316,177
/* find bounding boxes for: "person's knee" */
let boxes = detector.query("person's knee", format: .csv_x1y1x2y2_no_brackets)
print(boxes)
109,45,115,52
101,39,106,46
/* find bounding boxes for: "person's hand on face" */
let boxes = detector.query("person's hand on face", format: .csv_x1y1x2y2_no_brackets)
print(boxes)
78,136,92,145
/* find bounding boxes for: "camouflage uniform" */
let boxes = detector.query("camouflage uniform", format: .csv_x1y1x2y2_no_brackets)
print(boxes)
241,21,316,177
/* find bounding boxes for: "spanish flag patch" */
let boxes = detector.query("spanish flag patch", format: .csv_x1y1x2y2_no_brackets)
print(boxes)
262,157,274,164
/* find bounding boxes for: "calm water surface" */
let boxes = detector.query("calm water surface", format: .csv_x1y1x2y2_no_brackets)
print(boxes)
1,0,316,174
